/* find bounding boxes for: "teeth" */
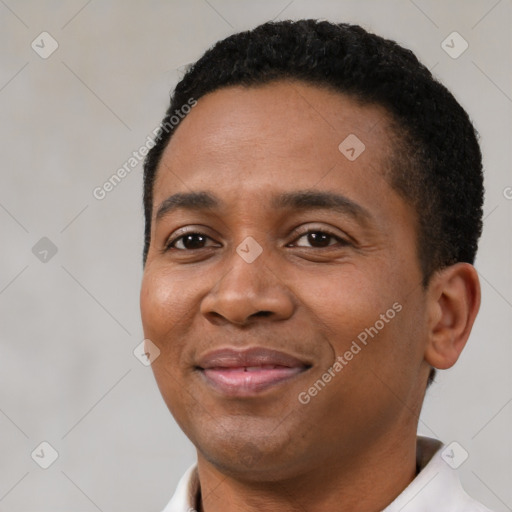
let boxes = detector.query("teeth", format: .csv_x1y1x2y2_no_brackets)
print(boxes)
244,365,278,372
207,365,289,372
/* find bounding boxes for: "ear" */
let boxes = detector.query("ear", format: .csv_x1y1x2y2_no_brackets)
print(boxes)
424,263,481,370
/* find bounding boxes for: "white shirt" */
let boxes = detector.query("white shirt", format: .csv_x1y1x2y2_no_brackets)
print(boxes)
162,436,494,512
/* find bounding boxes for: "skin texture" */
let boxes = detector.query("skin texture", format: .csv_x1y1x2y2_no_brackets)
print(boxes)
140,81,480,512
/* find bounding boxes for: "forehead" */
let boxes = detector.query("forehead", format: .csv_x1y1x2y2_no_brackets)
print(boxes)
153,80,395,205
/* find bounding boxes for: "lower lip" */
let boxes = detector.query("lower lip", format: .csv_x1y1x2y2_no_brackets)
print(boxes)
201,366,306,396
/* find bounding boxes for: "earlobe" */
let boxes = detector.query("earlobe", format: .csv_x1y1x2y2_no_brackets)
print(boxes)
424,263,481,370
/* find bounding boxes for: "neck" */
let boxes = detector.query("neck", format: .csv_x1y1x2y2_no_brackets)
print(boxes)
195,429,418,512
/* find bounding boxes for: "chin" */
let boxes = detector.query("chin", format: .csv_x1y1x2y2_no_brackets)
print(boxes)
195,425,310,482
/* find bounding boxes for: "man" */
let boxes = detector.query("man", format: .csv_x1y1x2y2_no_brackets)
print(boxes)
140,19,491,511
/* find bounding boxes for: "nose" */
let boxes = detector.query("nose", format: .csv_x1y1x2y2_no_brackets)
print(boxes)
200,246,295,326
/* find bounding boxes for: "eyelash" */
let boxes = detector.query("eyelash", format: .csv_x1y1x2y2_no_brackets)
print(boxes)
164,228,350,252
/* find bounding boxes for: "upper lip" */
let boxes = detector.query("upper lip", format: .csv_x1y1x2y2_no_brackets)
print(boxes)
196,347,311,370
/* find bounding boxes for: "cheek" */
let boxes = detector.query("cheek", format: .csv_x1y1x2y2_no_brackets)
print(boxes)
140,268,197,418
140,268,201,387
297,266,393,343
140,267,195,337
297,264,421,384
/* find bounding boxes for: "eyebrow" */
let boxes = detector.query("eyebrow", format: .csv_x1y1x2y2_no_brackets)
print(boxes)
271,190,372,223
155,190,372,224
156,192,219,221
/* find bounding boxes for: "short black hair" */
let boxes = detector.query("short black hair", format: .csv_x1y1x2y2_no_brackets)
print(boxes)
142,20,484,384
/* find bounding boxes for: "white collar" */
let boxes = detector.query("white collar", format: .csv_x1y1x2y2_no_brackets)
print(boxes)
382,437,492,511
162,436,493,512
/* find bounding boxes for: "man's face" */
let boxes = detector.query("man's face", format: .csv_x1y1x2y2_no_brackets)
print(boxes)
140,81,431,480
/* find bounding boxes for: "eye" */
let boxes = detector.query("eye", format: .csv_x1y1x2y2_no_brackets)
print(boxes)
290,229,349,248
165,232,219,251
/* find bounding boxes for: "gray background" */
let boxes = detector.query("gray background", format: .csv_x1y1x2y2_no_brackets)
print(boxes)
0,0,510,510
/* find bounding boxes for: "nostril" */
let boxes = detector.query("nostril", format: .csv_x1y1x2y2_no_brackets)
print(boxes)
254,311,272,318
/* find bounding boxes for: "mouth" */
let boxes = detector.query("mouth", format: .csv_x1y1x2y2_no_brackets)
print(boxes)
196,347,312,397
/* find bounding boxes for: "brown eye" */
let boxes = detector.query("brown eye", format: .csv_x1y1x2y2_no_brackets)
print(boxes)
167,233,214,250
305,232,332,247
293,230,347,248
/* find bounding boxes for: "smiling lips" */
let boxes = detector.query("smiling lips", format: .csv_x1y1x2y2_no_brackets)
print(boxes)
196,347,311,396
